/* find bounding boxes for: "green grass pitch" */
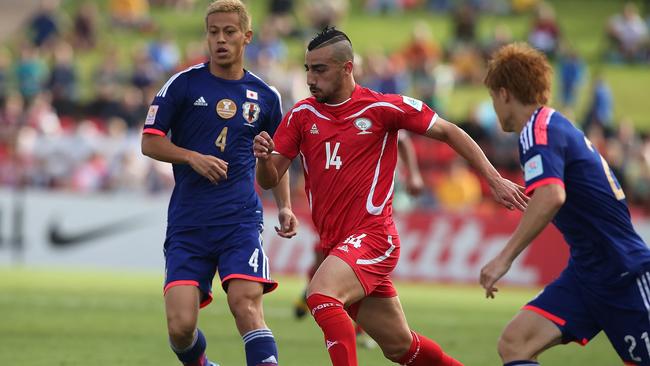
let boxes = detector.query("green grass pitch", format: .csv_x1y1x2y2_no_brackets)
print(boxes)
0,268,620,365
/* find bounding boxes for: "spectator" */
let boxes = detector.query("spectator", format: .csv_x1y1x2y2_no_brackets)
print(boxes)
27,0,60,49
267,0,298,37
130,45,163,91
177,41,207,70
15,43,48,102
0,48,10,109
452,1,478,44
527,2,561,58
72,2,99,51
434,158,482,212
557,46,585,114
246,20,288,67
48,41,78,117
147,32,181,73
305,0,349,30
365,0,402,14
583,72,614,131
110,0,155,31
482,24,514,61
606,2,649,62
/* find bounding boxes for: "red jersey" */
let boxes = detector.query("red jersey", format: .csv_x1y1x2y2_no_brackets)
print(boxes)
273,85,437,249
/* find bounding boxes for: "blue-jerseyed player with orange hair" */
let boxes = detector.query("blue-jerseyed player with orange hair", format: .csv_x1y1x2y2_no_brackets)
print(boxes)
141,1,297,365
480,42,650,366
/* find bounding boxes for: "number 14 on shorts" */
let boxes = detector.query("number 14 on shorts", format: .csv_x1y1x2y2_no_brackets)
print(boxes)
343,234,366,248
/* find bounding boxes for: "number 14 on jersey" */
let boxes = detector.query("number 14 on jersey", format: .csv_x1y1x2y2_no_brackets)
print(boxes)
325,142,342,170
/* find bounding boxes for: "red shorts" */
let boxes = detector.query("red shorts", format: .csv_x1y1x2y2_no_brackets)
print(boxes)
326,230,400,299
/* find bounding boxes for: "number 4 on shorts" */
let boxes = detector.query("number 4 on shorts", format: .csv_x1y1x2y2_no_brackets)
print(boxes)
248,248,260,272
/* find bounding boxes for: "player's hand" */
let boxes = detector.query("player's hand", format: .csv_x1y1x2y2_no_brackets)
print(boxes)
479,255,512,299
276,207,298,238
187,152,228,184
254,131,275,161
488,177,529,211
405,172,425,196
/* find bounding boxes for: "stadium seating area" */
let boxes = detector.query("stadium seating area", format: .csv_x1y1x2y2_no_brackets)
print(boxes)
0,0,649,213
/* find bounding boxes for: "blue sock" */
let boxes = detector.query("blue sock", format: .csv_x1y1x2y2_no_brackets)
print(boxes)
171,328,208,366
504,361,540,366
242,328,278,366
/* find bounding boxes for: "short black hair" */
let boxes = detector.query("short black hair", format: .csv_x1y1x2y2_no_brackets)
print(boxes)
307,26,352,51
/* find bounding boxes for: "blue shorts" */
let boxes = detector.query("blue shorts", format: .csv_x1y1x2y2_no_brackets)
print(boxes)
526,266,650,365
163,222,277,308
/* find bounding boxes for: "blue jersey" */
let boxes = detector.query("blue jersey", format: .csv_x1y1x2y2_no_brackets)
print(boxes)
519,106,650,286
143,63,283,227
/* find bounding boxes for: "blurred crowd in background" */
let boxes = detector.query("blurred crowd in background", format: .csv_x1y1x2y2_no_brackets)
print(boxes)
0,0,649,214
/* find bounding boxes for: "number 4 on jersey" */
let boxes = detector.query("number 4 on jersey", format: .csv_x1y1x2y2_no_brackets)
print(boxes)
325,142,342,170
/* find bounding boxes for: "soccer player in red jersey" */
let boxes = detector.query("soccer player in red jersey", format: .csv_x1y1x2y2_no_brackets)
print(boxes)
254,27,528,366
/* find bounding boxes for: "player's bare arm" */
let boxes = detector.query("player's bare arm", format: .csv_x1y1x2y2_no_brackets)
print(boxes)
480,184,565,298
425,117,529,211
254,131,292,189
142,133,228,184
397,133,425,196
271,172,298,239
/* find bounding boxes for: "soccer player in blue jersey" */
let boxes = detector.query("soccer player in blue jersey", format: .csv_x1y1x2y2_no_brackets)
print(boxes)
480,42,650,366
141,1,296,366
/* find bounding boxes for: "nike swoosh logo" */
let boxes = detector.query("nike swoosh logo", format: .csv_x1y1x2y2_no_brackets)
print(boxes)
48,216,146,248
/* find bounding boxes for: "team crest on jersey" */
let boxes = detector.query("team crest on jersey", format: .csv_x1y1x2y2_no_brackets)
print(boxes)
242,102,260,125
354,118,372,135
216,99,237,119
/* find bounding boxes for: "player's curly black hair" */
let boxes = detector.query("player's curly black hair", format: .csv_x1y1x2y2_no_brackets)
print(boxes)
307,26,352,51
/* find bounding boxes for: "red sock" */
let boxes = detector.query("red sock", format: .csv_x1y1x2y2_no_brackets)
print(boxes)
306,293,357,366
398,331,463,366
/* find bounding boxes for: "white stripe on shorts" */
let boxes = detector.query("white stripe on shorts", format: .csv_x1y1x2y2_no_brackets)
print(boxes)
356,235,395,265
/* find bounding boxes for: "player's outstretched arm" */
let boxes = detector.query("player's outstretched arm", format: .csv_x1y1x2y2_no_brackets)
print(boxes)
141,134,228,184
480,184,565,298
424,118,529,211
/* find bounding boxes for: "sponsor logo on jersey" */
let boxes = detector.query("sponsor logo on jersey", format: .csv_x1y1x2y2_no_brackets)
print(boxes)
216,99,237,119
145,105,158,125
246,89,258,100
194,96,208,106
337,245,349,252
524,154,544,181
310,123,319,134
354,118,372,135
402,95,423,111
242,102,260,125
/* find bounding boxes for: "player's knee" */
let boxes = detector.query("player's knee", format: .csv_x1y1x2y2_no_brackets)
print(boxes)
167,314,196,346
380,334,412,362
498,329,527,360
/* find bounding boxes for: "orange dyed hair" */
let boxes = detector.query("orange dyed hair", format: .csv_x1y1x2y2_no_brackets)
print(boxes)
484,42,552,105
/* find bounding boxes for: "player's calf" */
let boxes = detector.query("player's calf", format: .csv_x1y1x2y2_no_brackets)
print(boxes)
396,331,463,366
227,280,279,366
307,293,358,366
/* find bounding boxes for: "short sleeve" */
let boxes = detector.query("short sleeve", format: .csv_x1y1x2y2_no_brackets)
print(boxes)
273,105,303,160
142,73,187,136
261,86,283,138
388,94,438,135
521,123,566,195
